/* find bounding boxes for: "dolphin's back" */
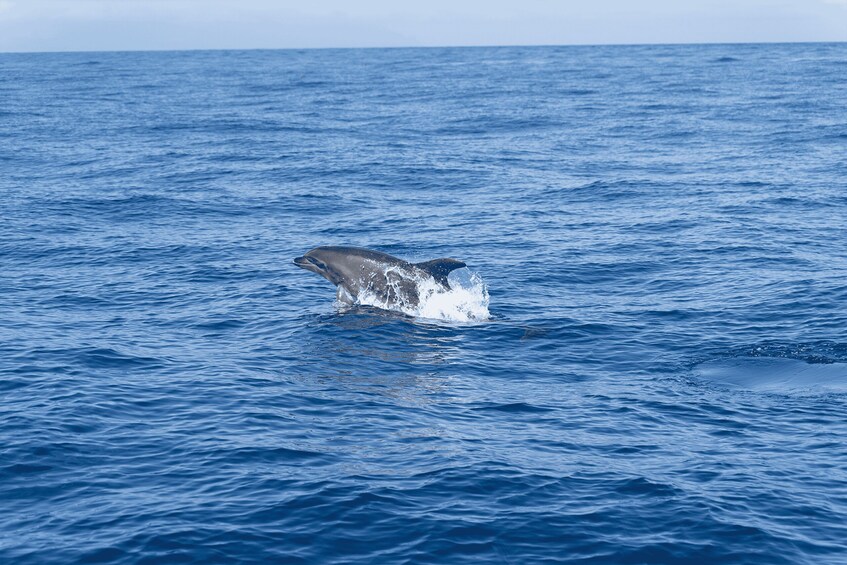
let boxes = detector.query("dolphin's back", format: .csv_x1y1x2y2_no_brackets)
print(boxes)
316,246,409,267
296,246,468,309
327,247,466,285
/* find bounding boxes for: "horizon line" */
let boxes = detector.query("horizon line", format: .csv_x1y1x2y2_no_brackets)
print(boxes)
1,39,844,56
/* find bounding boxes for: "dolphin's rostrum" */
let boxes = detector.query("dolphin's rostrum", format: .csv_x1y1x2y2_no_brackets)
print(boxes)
294,246,467,309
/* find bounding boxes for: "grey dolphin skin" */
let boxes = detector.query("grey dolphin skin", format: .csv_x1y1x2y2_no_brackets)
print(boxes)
294,246,466,308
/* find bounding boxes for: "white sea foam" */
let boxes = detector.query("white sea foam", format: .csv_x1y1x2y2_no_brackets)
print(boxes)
346,267,490,323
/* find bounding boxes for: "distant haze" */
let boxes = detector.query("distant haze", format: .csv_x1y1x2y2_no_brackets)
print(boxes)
0,0,846,53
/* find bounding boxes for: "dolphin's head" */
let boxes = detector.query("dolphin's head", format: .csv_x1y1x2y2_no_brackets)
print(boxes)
293,247,355,286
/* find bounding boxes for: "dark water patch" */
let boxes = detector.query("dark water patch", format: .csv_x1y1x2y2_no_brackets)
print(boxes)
558,88,598,96
472,402,554,414
0,377,31,392
76,347,166,370
41,194,205,220
191,318,247,332
558,179,656,202
203,445,331,466
14,346,168,372
436,115,561,135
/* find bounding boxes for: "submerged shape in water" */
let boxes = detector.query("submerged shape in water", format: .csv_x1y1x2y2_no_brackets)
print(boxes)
694,357,847,394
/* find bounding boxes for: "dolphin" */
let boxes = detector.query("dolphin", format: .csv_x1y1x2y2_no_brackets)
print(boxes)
293,246,466,308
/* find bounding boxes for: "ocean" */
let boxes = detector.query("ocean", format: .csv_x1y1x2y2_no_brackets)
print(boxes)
1,43,846,564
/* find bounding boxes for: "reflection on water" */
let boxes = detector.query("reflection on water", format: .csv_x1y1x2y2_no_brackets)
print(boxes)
694,357,847,394
288,309,467,405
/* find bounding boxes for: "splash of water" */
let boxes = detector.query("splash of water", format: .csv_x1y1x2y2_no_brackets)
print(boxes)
343,268,490,323
415,269,490,323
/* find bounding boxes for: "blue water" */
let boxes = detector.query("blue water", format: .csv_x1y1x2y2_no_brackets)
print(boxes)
2,43,847,564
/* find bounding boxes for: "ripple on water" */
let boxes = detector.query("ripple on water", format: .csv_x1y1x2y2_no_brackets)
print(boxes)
2,43,847,565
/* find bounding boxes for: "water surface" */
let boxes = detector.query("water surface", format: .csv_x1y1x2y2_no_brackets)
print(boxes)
1,43,847,564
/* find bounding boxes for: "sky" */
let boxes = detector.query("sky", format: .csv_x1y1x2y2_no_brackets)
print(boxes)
0,0,846,53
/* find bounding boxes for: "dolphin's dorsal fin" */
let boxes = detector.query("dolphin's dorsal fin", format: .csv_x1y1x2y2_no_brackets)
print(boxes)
414,258,466,288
